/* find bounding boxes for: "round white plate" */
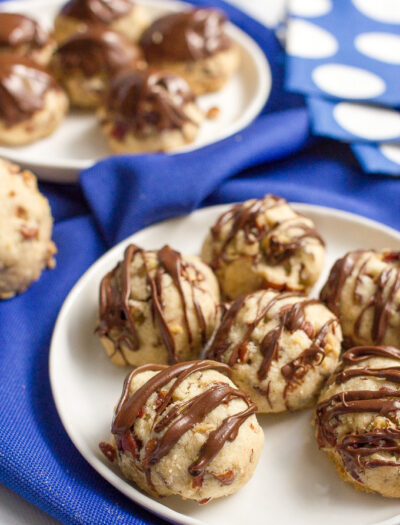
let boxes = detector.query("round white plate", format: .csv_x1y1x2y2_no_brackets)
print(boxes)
0,0,270,183
50,203,400,525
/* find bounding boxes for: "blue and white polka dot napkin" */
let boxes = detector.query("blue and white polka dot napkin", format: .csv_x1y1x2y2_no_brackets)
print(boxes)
285,0,400,175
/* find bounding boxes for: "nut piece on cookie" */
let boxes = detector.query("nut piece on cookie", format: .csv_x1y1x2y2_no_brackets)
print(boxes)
315,345,400,497
0,159,56,299
96,244,220,366
54,0,149,43
320,250,400,349
98,69,203,153
205,290,342,413
101,360,263,502
51,27,145,109
0,55,68,146
140,9,240,95
0,13,56,66
201,194,326,300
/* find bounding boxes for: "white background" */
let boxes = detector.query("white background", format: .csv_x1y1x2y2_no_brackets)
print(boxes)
0,0,285,523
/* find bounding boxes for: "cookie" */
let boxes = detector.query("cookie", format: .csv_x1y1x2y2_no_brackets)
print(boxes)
101,360,263,502
99,69,203,153
315,345,400,497
0,55,68,146
0,159,56,299
201,194,326,300
320,250,400,349
205,290,342,413
140,9,240,95
96,244,220,366
0,13,55,66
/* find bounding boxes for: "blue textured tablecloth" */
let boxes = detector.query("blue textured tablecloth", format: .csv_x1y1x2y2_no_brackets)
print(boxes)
0,1,399,524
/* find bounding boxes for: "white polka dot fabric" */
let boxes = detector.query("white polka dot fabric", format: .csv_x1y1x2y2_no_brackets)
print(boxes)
285,0,400,175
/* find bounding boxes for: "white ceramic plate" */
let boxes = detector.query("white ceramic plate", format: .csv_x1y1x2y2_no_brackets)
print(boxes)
50,203,400,525
0,0,270,183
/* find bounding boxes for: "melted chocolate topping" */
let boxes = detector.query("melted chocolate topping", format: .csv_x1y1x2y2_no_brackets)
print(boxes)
320,251,400,345
206,292,337,409
97,244,211,364
140,9,231,63
61,0,133,23
104,69,195,137
209,195,325,278
0,54,57,126
112,360,256,490
316,345,400,482
56,27,143,77
0,13,48,49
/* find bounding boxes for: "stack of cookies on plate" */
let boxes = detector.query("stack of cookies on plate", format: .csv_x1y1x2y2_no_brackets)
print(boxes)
97,193,400,503
0,0,241,152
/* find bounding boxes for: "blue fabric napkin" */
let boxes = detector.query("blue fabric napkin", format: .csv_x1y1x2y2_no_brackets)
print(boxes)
1,1,400,525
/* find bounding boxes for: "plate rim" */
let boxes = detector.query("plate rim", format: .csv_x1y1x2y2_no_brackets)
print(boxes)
0,0,271,178
50,202,400,525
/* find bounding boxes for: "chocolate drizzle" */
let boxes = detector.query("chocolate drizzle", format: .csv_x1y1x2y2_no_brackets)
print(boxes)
104,69,195,137
56,27,143,77
140,9,231,63
206,292,337,408
61,0,133,23
209,195,325,277
316,345,400,482
97,244,211,364
0,13,48,49
320,250,400,345
0,55,57,126
112,360,257,490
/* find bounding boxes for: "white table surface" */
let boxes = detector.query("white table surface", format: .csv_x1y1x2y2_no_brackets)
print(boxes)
0,1,286,523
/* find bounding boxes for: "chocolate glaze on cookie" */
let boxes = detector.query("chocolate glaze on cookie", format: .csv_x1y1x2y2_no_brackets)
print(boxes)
103,70,195,138
111,360,257,490
0,55,57,126
0,13,48,49
55,27,143,77
61,0,133,23
97,245,209,364
140,9,231,62
316,345,400,483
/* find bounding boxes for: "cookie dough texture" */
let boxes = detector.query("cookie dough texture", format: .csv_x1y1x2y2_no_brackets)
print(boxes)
97,245,220,366
315,345,400,497
108,360,263,502
205,290,342,413
320,250,400,349
140,9,240,95
54,0,149,43
201,194,326,300
0,159,56,299
99,70,203,153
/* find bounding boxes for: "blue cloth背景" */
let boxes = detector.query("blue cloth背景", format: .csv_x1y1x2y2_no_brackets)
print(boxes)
1,1,400,525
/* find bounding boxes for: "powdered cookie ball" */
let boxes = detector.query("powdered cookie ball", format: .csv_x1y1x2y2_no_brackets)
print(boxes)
0,159,56,299
51,27,144,109
0,13,55,66
101,360,263,502
0,55,68,146
315,345,400,497
320,250,400,349
205,290,342,413
201,195,326,300
140,9,240,95
54,0,149,43
99,69,203,153
96,245,220,366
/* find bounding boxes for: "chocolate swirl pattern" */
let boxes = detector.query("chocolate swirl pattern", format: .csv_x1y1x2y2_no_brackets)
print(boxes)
61,0,133,23
0,13,48,50
205,289,341,413
97,244,219,366
320,250,400,349
107,360,263,501
315,345,400,497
